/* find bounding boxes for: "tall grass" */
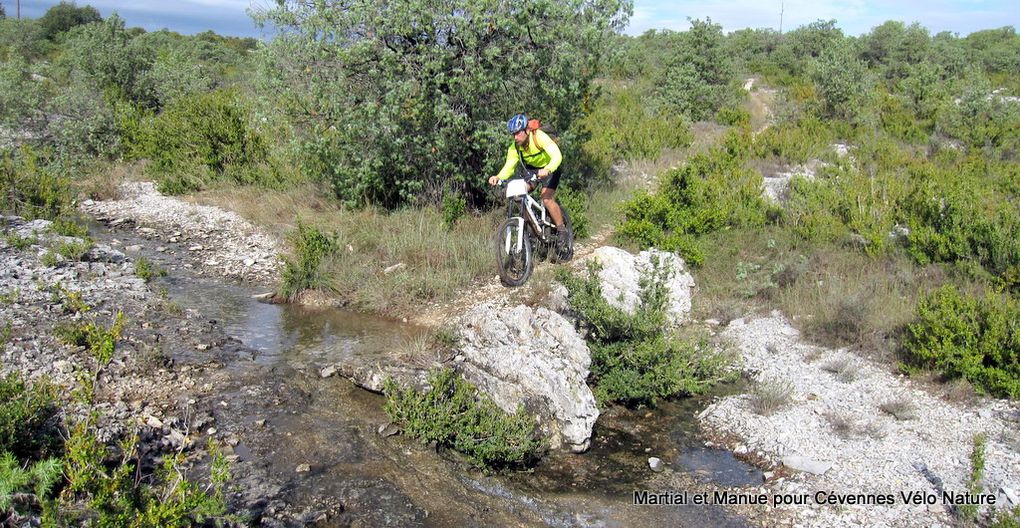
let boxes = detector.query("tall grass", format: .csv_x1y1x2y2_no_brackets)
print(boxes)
197,184,497,315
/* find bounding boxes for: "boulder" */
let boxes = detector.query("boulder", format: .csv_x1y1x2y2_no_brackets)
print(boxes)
458,302,598,452
587,246,695,324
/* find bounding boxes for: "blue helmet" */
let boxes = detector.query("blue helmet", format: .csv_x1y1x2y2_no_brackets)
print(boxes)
507,113,527,134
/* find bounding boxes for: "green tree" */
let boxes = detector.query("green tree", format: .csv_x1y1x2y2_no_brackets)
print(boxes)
659,17,735,121
770,19,844,79
0,19,50,60
252,0,632,208
39,1,101,40
811,36,871,121
860,20,931,81
0,53,45,128
965,26,1020,74
56,14,156,107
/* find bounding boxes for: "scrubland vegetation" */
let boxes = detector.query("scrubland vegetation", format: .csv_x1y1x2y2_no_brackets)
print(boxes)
3,0,1019,505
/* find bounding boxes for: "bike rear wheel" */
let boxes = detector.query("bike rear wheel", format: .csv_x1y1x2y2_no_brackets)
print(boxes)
495,217,533,287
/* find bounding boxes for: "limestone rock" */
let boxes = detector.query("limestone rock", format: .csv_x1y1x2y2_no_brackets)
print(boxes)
458,302,598,452
587,246,695,324
782,455,832,475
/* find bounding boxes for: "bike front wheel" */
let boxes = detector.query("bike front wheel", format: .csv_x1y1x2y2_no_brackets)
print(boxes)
495,217,533,287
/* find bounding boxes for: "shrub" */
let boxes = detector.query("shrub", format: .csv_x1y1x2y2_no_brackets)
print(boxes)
618,138,769,265
383,368,542,469
134,89,271,193
54,312,125,367
279,223,341,298
558,259,734,406
133,257,166,283
579,80,693,171
55,238,93,261
903,285,1020,399
556,185,591,240
0,452,62,514
0,372,61,460
60,419,230,526
749,377,794,416
49,219,88,238
0,148,75,220
441,193,466,230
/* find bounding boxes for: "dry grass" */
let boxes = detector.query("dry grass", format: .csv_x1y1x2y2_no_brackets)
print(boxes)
749,376,794,416
80,161,146,201
821,356,862,383
879,395,919,421
192,183,500,316
825,411,856,438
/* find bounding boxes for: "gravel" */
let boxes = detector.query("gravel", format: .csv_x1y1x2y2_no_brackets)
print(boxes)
699,311,1020,527
80,181,280,284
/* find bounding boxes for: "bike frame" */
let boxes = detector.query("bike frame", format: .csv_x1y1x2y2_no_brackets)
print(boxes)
503,180,554,254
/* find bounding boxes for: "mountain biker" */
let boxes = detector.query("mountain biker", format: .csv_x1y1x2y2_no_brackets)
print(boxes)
488,113,568,250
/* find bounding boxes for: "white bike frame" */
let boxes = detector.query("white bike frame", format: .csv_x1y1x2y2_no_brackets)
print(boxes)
502,178,553,255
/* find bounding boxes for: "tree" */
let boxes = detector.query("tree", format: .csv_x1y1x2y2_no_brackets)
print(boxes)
39,1,101,40
253,0,632,208
812,36,871,121
659,18,735,121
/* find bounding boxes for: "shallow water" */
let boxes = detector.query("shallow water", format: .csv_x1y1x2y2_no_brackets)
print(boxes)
95,223,760,526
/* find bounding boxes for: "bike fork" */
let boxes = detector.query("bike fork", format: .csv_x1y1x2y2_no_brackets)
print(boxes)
504,217,526,254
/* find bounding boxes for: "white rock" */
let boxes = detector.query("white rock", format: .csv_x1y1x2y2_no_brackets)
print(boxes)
648,457,664,472
782,455,832,475
320,365,337,378
586,246,694,324
383,263,406,274
458,302,598,452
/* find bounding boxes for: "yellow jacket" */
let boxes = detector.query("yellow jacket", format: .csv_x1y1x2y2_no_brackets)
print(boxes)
495,129,562,181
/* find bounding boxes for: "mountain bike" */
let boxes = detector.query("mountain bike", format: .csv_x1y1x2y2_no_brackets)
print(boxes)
494,173,573,287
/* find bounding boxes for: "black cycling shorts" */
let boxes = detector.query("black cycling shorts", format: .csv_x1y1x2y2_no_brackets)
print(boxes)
526,164,560,190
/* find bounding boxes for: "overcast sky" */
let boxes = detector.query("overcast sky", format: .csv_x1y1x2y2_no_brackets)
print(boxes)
7,0,1019,38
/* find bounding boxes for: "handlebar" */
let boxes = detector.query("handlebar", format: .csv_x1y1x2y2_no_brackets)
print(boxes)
496,171,540,186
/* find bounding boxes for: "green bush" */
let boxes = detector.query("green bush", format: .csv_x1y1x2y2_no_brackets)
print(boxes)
0,452,62,514
134,89,271,193
556,185,591,240
903,285,1020,399
902,162,1020,281
579,80,693,172
0,372,61,460
751,115,833,164
557,259,734,406
383,368,542,469
59,419,230,527
279,223,341,298
441,193,466,230
618,137,769,265
0,148,75,220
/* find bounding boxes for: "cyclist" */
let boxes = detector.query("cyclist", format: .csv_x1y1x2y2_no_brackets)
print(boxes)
488,113,568,249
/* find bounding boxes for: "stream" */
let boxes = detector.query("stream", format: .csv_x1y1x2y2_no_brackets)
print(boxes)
97,223,761,527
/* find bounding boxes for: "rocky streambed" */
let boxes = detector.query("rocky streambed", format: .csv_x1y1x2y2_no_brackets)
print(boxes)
8,177,1017,527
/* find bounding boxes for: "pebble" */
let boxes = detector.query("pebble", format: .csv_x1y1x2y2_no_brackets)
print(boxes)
296,464,310,473
648,457,664,472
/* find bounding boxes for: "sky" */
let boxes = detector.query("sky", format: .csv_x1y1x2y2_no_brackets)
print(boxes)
5,0,1019,39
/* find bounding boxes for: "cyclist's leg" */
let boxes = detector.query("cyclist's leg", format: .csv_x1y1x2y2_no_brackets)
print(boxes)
541,170,564,228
